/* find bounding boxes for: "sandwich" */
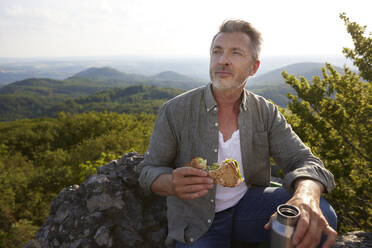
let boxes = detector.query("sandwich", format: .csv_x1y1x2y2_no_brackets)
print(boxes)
187,157,244,187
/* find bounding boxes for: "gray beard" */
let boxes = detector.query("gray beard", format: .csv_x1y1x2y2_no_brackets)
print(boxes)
210,67,252,90
212,77,248,90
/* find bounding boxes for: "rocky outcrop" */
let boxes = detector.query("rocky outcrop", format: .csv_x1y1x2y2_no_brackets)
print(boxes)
25,152,371,248
25,152,167,248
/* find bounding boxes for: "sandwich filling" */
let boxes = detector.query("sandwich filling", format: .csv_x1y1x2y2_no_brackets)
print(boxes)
188,157,244,187
208,159,243,180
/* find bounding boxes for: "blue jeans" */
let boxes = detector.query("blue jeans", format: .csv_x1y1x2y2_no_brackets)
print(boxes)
175,187,337,248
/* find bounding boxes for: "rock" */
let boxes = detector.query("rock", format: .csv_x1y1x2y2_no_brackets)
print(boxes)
24,152,371,248
86,192,125,212
25,152,167,248
335,231,372,248
94,226,113,247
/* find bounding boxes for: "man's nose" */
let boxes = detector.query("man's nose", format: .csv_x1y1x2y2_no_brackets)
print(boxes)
218,52,231,65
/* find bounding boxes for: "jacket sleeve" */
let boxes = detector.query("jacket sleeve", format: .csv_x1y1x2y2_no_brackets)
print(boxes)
137,103,177,193
266,102,335,193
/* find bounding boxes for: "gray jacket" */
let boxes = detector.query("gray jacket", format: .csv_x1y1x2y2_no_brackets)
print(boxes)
138,83,335,246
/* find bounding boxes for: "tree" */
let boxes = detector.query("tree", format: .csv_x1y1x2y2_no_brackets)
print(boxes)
340,13,372,82
281,14,371,233
0,111,157,247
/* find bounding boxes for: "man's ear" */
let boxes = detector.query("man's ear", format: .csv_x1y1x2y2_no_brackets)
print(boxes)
249,60,260,76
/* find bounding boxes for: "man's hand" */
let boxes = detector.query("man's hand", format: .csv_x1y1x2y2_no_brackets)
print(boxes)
264,179,337,248
150,167,214,200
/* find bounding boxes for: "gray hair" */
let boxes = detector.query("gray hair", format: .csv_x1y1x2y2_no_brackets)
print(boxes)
211,19,263,61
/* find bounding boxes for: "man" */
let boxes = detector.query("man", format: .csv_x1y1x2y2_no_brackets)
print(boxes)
138,20,337,248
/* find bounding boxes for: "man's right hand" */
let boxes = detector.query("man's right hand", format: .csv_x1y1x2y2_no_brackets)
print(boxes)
150,167,214,200
172,167,214,200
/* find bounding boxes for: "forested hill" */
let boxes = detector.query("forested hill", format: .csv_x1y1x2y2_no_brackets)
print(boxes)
0,63,345,121
71,67,149,82
244,62,345,106
68,67,204,89
0,85,183,121
249,62,345,86
0,67,204,95
0,67,199,121
44,85,184,117
0,78,105,97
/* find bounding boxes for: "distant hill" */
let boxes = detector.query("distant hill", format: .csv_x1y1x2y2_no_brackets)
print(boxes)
71,67,149,82
73,67,126,79
0,77,108,98
246,62,345,106
0,67,204,98
249,62,345,86
152,71,198,82
0,71,35,86
0,67,200,121
247,84,294,107
70,67,204,89
0,84,183,121
43,85,184,117
0,67,205,121
0,95,52,121
1,63,349,121
0,69,76,86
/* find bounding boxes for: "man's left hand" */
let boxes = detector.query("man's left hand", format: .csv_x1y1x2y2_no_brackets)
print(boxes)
264,179,337,248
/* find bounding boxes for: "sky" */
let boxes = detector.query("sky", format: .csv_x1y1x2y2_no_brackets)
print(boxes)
0,0,370,59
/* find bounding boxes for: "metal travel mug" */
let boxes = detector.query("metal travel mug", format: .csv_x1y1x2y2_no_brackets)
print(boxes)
270,204,300,248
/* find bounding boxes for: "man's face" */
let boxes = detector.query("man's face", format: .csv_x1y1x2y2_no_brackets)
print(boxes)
209,32,259,90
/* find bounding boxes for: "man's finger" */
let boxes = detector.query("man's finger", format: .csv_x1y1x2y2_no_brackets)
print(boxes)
297,215,321,248
321,225,337,248
292,210,310,246
174,166,208,177
176,176,214,186
264,213,276,230
314,219,324,246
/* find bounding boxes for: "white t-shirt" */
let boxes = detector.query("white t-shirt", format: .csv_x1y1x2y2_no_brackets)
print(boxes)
215,130,248,212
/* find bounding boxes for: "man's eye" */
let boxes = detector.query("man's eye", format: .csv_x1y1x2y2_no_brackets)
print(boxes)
212,50,222,54
233,51,243,56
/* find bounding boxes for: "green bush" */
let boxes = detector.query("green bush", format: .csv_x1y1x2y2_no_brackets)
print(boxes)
281,14,371,233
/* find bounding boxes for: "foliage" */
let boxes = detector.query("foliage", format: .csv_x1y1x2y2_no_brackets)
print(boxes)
340,13,372,81
78,152,120,183
281,14,371,233
0,112,156,247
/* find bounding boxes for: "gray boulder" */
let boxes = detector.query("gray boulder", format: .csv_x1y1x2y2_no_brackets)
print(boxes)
25,152,167,248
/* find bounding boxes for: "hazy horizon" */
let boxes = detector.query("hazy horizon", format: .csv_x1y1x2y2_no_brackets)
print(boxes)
0,0,370,59
0,53,356,85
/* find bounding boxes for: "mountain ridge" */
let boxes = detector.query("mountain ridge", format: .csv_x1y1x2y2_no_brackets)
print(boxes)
0,85,183,121
0,62,348,121
71,67,149,82
0,67,204,97
249,62,345,86
70,67,202,83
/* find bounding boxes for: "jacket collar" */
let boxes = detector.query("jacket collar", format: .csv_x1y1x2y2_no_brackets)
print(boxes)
204,83,217,112
204,83,248,112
